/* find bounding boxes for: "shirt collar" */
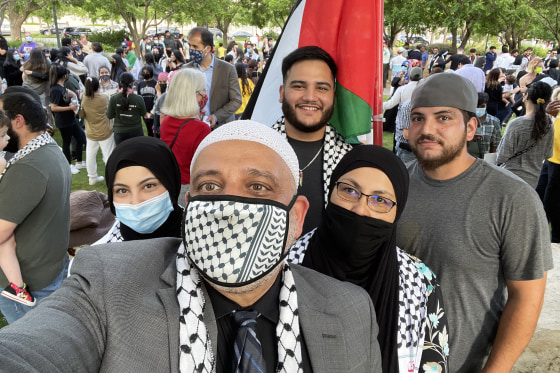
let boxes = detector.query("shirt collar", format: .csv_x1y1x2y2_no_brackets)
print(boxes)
206,273,281,324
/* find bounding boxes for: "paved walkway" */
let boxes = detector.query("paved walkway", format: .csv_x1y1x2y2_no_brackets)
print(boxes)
513,243,560,372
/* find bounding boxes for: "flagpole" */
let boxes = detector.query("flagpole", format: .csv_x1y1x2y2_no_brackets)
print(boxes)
371,0,384,146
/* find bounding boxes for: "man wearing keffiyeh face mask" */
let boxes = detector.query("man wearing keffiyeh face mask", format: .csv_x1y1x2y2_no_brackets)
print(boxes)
0,120,382,373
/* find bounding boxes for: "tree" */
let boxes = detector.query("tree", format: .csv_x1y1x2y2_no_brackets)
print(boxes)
80,0,177,56
476,0,538,50
182,0,254,43
533,0,560,45
383,0,426,47
238,0,296,29
0,0,53,40
421,0,486,49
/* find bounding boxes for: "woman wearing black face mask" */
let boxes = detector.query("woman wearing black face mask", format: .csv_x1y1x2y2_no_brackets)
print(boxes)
144,53,162,76
98,66,119,94
288,145,450,373
137,65,157,137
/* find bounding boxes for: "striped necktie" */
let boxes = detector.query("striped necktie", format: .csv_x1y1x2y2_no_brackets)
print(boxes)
232,310,266,373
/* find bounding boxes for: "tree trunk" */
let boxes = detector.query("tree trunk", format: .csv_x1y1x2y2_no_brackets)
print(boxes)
8,11,26,41
451,27,457,49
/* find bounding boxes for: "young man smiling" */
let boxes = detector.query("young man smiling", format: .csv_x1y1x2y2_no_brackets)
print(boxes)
272,46,354,234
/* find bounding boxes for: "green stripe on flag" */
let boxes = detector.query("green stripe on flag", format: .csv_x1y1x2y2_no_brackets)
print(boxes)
330,83,372,141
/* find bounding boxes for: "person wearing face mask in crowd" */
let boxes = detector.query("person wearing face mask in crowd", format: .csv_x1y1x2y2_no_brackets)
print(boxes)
49,64,87,174
18,32,36,62
152,71,169,138
0,121,383,373
3,49,23,87
98,66,119,94
137,65,157,137
144,52,162,76
289,145,449,373
185,27,241,128
94,136,183,243
152,35,164,60
160,69,211,206
467,92,502,159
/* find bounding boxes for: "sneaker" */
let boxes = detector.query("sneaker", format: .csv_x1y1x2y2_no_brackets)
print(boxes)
75,162,87,170
70,164,80,174
1,282,36,307
89,176,105,185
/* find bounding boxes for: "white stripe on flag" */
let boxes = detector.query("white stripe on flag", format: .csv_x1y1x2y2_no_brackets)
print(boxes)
250,0,306,126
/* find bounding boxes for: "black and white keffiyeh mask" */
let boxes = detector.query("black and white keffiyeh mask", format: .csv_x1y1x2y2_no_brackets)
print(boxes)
183,194,297,287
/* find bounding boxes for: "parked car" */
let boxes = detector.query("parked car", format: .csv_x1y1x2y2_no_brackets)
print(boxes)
232,30,253,38
399,35,429,45
1,23,10,36
40,23,68,35
146,27,180,38
207,28,223,38
446,36,462,44
63,27,95,38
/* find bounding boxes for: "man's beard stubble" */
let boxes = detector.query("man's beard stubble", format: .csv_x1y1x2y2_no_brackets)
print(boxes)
4,125,20,153
282,98,334,133
411,130,466,172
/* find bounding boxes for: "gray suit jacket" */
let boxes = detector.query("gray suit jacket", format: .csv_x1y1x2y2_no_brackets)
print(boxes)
185,57,242,125
0,238,382,372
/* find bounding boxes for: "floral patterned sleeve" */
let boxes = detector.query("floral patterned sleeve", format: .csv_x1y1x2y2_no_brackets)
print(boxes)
420,276,449,373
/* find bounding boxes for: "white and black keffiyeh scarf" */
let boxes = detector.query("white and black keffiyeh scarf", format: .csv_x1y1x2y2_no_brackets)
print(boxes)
0,132,56,183
176,243,303,373
272,118,354,207
288,231,429,369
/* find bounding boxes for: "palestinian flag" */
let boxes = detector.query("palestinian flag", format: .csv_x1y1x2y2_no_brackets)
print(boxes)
243,0,382,140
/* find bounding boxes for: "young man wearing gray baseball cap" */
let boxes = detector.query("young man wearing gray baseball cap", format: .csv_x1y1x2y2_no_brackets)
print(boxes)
396,73,552,373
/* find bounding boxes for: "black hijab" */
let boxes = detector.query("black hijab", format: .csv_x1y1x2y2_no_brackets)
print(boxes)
105,136,183,241
301,145,409,373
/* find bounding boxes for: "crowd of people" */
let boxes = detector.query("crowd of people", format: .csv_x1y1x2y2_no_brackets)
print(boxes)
384,43,559,241
0,26,556,373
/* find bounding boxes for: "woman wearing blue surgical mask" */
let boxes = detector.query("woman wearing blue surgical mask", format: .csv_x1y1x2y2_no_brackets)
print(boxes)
95,136,183,243
3,49,23,87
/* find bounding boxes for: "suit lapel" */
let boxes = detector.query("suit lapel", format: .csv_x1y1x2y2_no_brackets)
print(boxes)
209,58,219,114
158,259,180,373
201,281,219,358
293,266,347,373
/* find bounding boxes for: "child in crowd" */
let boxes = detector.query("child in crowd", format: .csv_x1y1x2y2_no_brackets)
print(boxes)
0,115,36,307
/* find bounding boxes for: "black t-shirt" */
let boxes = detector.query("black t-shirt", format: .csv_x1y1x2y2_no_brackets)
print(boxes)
514,54,523,66
50,84,76,128
287,137,324,235
137,79,157,111
207,274,312,373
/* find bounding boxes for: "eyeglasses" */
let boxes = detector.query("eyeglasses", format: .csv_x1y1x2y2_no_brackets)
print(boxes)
335,182,397,213
196,88,207,96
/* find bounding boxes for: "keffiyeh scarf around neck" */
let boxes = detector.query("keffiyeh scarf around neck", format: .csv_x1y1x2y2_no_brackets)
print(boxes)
176,243,303,373
0,132,56,183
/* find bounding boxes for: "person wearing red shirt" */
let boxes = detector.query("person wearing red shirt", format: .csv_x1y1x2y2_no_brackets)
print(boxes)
160,68,211,206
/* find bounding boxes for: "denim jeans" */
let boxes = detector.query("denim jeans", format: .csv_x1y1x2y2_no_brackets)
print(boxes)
0,258,69,324
536,160,560,243
395,142,417,165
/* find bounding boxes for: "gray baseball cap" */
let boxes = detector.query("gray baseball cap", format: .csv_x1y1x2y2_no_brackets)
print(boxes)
411,73,478,113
